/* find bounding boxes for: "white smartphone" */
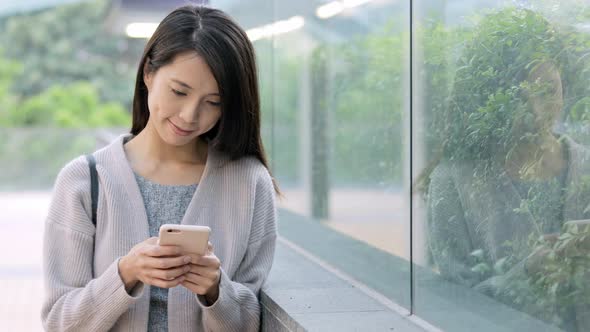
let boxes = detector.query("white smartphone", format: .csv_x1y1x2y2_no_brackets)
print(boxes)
158,224,211,255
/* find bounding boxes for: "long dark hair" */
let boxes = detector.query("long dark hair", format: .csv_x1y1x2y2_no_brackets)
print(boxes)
130,5,279,194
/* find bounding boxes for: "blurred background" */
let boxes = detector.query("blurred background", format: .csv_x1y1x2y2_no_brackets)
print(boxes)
2,0,590,331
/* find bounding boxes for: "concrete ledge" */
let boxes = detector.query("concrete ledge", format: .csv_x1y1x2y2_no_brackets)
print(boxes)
260,209,564,332
261,241,426,332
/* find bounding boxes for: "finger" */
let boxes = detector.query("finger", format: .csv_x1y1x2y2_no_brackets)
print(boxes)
143,255,192,269
185,253,205,265
181,280,207,295
144,244,183,257
148,275,186,289
184,272,214,286
186,253,220,267
151,264,192,281
184,243,213,258
194,255,221,268
187,265,218,279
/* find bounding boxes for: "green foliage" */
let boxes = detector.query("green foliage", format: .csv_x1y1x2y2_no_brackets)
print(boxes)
256,40,300,183
260,21,405,186
325,22,404,186
0,79,130,188
0,129,106,190
3,82,130,127
0,50,23,126
0,1,138,189
467,223,590,328
0,0,135,129
440,8,569,163
0,0,145,107
430,6,590,170
417,22,470,154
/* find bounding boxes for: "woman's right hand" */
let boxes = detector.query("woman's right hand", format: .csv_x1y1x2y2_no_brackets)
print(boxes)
118,237,192,292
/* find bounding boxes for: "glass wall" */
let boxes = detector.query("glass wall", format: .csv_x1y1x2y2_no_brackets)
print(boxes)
0,1,145,330
2,0,590,331
222,0,412,309
414,1,590,331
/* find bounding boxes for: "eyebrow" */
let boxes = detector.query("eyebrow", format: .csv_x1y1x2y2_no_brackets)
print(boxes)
171,78,219,96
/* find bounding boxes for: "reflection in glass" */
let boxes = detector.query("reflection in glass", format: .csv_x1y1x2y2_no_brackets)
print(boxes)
424,8,590,331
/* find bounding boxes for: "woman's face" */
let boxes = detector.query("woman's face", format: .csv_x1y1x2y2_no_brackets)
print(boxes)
144,51,222,146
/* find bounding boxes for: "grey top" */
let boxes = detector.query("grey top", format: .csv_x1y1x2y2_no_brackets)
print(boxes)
512,167,567,235
133,171,197,332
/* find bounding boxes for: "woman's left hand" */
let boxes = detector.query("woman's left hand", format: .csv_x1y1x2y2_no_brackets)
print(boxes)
181,243,222,305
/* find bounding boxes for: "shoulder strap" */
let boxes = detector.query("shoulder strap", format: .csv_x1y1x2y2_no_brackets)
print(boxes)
85,154,98,226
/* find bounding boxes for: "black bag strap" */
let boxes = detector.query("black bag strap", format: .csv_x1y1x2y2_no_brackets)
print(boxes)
85,154,98,226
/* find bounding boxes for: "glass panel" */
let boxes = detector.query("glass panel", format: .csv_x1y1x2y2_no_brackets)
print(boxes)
0,0,160,329
270,0,412,308
218,0,275,164
414,1,590,331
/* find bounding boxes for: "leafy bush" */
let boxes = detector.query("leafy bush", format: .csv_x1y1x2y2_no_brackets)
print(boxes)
2,82,130,127
0,0,144,107
439,8,569,163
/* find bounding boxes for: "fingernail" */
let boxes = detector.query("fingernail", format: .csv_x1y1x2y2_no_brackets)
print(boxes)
184,256,191,263
185,266,191,272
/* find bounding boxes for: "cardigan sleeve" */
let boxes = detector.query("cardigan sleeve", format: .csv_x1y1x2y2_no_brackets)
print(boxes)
427,163,551,314
41,156,144,332
427,163,485,287
196,166,278,332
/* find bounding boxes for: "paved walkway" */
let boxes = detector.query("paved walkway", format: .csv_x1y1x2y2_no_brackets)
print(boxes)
0,192,47,332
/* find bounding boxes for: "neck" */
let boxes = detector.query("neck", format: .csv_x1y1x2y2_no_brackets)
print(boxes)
503,131,564,179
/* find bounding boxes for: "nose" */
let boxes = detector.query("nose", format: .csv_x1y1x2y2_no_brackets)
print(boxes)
178,104,199,125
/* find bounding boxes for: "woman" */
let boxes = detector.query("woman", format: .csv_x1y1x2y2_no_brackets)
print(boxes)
425,8,590,331
41,5,278,332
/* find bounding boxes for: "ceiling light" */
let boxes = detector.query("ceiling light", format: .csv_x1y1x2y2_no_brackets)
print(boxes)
316,1,344,19
125,23,159,38
247,16,305,42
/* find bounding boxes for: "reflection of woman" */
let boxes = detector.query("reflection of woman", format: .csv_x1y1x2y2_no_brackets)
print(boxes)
426,8,590,331
42,6,278,331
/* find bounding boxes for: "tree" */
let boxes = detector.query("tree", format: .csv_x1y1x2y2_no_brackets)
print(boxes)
0,0,145,109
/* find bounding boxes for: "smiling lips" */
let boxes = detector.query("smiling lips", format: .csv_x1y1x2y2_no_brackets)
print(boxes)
168,119,195,136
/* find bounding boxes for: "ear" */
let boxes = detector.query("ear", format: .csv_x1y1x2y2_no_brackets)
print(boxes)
143,58,154,91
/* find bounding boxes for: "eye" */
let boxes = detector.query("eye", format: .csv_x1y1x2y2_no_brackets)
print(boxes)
208,101,221,107
171,88,187,97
